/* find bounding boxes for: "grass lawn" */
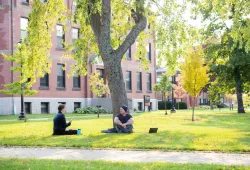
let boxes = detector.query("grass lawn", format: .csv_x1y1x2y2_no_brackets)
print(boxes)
0,113,111,120
0,158,249,170
0,110,250,152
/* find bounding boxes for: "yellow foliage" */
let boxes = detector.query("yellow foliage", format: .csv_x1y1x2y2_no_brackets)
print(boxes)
181,47,209,97
89,73,110,97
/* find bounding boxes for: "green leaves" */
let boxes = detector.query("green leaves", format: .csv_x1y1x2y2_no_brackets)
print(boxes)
1,0,67,95
89,73,109,97
153,74,172,97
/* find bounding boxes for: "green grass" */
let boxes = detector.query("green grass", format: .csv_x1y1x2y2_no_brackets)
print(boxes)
0,158,249,170
0,110,250,152
0,113,111,120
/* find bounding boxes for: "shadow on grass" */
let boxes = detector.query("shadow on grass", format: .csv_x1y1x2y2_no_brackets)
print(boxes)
0,130,206,151
184,112,250,132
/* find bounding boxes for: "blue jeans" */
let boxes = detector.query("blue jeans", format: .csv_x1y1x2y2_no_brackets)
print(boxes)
114,124,133,133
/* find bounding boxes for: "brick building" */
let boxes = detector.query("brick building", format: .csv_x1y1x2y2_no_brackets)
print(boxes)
156,68,209,108
0,0,158,115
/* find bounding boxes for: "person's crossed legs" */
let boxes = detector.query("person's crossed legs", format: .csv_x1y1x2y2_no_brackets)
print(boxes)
115,124,133,133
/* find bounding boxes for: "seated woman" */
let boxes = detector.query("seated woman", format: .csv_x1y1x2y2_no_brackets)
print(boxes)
53,104,77,135
114,105,134,133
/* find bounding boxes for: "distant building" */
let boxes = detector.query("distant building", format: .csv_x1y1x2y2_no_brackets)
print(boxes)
156,68,209,108
0,0,158,114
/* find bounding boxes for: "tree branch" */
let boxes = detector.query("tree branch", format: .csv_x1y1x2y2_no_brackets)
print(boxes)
88,0,101,41
100,0,111,46
116,0,147,58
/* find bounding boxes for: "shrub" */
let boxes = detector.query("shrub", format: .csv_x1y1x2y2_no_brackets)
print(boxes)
158,101,172,110
195,105,210,109
74,107,111,114
175,102,187,109
217,104,225,108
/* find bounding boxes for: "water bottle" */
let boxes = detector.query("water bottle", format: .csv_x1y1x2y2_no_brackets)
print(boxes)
77,129,81,135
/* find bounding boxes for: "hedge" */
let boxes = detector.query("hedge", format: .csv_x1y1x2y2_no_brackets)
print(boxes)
74,107,111,114
175,102,187,109
158,101,187,110
158,101,172,110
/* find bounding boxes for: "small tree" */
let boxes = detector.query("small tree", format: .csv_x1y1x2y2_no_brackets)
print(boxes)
181,47,209,121
173,74,186,109
89,72,110,118
0,42,37,121
153,74,172,115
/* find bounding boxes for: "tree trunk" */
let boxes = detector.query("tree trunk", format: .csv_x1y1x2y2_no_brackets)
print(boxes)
210,102,214,110
164,93,167,115
192,97,195,121
104,59,128,123
235,68,245,113
88,0,147,126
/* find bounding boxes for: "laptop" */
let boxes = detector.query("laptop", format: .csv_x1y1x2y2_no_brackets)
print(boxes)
149,128,158,133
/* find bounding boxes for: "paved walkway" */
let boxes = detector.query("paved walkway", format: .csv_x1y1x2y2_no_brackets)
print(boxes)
0,147,250,166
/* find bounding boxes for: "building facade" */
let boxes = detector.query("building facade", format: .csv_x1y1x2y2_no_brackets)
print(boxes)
0,0,158,115
156,68,209,108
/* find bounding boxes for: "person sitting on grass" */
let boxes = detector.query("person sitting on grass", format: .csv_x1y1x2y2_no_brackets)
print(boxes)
53,104,77,135
114,105,134,133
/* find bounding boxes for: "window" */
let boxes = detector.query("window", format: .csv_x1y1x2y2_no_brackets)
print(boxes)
204,99,207,104
96,69,105,97
57,64,65,88
20,17,28,39
40,73,49,87
138,102,143,111
136,72,142,91
125,47,132,60
72,28,79,43
41,102,49,114
146,73,152,91
56,25,64,49
97,69,104,79
146,43,151,61
73,72,80,88
25,102,31,114
199,98,202,104
74,102,81,111
72,0,77,13
126,71,132,91
21,0,29,4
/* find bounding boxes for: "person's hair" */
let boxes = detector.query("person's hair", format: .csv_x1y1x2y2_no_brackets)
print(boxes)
58,104,65,112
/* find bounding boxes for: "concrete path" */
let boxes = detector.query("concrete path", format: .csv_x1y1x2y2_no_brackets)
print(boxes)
0,147,250,166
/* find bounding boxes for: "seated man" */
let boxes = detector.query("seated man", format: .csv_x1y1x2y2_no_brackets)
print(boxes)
53,104,77,135
114,105,134,133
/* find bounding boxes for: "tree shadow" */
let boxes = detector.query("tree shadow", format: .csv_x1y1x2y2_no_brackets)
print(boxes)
184,112,250,132
0,130,207,151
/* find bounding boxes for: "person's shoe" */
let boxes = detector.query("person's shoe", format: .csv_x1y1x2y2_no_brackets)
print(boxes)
121,128,128,133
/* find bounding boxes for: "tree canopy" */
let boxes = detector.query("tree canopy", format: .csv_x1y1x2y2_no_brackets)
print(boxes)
190,0,250,113
181,47,209,121
1,0,201,114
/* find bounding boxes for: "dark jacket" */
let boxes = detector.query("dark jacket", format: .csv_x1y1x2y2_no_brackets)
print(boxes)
53,112,71,131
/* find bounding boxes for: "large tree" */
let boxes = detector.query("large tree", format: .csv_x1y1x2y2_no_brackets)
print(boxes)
2,0,197,118
190,0,250,113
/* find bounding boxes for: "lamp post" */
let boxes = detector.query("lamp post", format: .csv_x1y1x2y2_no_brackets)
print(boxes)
171,75,176,113
17,40,25,121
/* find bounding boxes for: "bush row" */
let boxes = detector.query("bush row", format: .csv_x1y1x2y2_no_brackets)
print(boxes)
158,101,187,110
74,107,111,114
